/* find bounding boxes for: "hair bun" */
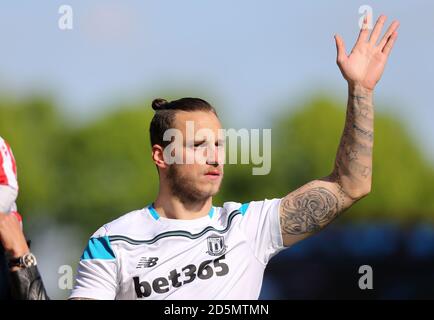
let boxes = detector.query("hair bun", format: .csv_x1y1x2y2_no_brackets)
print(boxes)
152,98,169,111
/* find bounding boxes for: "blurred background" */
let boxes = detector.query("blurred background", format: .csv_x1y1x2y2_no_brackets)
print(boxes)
0,1,433,299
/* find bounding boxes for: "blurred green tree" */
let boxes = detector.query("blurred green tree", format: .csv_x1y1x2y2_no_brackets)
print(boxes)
1,94,433,235
53,104,158,231
0,95,62,217
220,95,434,222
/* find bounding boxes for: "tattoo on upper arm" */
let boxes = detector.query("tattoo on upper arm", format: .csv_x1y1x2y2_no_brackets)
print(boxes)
280,187,340,236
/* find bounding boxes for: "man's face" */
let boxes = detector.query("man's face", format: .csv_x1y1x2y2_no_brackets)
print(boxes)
163,110,225,203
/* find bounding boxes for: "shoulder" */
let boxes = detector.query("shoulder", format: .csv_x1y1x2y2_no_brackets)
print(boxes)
80,208,152,260
0,136,9,153
91,207,151,238
219,198,282,217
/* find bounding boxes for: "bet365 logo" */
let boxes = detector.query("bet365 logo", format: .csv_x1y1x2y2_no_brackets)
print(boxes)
133,255,229,298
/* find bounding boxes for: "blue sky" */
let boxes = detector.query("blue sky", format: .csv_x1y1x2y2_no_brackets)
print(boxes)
1,1,433,162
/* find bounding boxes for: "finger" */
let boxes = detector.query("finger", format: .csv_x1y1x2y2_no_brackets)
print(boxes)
369,15,387,45
334,34,347,64
378,20,400,49
356,13,371,45
382,31,398,56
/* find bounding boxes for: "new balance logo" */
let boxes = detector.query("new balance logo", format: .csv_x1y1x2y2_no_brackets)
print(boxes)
136,257,159,268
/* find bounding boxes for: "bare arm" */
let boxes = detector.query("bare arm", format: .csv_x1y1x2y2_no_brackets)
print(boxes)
280,14,399,247
0,212,29,263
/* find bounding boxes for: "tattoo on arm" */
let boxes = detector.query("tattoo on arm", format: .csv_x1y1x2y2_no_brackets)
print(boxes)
352,123,373,141
333,87,374,196
279,89,373,246
280,187,340,236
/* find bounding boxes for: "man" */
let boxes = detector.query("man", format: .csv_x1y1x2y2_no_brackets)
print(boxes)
0,136,18,216
70,15,399,299
0,211,48,300
0,135,20,299
0,136,48,300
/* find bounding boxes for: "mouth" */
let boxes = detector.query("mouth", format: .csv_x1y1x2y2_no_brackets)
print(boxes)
204,170,221,180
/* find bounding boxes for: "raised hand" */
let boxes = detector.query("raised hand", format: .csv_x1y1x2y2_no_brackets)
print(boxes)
334,15,400,91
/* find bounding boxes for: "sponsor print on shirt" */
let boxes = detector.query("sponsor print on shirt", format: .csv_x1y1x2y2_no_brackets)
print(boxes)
133,255,229,298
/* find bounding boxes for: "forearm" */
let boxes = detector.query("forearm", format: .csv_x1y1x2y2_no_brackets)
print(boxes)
9,265,50,300
332,84,373,199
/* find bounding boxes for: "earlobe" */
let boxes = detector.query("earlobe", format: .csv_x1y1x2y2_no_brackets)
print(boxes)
155,159,167,169
152,145,168,169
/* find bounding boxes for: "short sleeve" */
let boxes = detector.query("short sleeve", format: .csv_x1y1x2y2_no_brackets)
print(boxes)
0,185,18,213
238,198,285,265
0,137,18,190
69,226,118,300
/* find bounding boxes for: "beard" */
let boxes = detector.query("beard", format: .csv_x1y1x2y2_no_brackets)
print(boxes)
167,165,221,205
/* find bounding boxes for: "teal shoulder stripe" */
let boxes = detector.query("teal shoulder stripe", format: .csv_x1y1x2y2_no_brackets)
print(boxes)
148,204,160,220
81,236,116,260
239,202,250,216
109,209,242,245
208,206,215,218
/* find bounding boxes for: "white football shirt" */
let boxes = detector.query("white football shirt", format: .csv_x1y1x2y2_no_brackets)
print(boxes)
70,199,285,300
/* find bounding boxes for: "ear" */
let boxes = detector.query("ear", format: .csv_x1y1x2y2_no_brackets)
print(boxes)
152,144,168,170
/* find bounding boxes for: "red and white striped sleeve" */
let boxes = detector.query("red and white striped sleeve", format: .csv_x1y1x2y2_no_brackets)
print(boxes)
0,136,18,190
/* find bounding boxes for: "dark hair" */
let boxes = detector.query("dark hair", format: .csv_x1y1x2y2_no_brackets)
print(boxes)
149,97,218,147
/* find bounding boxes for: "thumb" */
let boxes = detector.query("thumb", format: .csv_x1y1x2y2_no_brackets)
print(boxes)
334,34,347,64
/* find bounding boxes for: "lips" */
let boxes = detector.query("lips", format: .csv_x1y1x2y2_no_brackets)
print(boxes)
204,169,221,180
205,170,221,176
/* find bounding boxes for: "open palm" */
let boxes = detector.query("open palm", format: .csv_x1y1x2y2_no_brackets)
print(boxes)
335,15,400,91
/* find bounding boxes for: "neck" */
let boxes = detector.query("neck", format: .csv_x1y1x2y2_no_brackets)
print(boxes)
153,186,213,220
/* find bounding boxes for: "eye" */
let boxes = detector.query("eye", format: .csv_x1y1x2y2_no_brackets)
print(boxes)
194,141,206,148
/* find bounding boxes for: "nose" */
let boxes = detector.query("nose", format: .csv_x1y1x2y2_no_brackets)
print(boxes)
206,144,221,167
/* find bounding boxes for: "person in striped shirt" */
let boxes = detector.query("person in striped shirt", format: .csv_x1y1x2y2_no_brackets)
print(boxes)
0,136,20,299
0,136,18,214
0,136,48,299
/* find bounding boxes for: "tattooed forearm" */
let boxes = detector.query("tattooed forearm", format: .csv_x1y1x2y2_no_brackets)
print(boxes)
279,87,374,246
349,94,366,101
280,187,340,235
349,94,371,118
352,123,373,141
332,85,374,197
339,129,372,156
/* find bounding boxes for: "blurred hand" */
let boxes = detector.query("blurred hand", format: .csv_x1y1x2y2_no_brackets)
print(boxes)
0,212,29,259
334,15,400,91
